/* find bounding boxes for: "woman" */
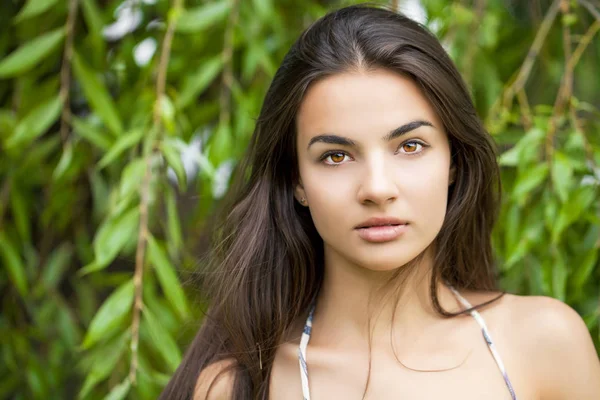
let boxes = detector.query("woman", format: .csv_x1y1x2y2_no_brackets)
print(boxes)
161,4,600,399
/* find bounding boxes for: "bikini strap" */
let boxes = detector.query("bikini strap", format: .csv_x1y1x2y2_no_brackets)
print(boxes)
448,286,517,400
298,303,315,400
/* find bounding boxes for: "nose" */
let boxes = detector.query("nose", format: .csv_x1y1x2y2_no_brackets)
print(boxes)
356,155,399,206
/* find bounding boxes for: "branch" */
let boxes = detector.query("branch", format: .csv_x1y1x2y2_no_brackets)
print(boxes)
546,0,573,162
502,0,561,109
219,0,241,128
129,0,184,385
517,89,533,131
463,0,487,87
579,0,600,21
59,0,79,142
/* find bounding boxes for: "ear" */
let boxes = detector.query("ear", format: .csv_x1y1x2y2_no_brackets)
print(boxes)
294,180,308,206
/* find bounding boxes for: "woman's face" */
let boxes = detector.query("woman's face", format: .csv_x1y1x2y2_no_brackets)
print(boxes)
294,68,453,271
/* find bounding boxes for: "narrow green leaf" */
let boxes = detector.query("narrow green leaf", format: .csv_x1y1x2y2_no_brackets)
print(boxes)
73,52,123,136
147,235,189,319
6,95,62,148
142,306,182,372
119,158,146,199
82,279,134,348
176,1,230,33
10,187,31,244
40,243,72,291
166,186,183,252
14,0,60,23
80,0,106,64
103,378,131,400
0,232,28,296
551,253,567,301
97,128,144,169
551,152,573,203
53,142,74,180
72,117,113,150
511,164,548,204
161,140,186,190
572,249,599,291
90,207,140,272
176,56,223,109
0,27,65,77
78,332,128,399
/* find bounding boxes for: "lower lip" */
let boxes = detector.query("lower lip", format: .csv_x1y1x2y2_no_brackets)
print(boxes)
355,224,409,243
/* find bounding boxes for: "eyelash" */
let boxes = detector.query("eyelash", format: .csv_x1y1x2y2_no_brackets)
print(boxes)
319,140,429,166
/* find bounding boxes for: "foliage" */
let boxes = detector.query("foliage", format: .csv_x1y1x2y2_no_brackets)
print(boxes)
0,0,598,398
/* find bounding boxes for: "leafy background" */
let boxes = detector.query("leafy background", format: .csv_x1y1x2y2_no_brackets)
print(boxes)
0,0,598,398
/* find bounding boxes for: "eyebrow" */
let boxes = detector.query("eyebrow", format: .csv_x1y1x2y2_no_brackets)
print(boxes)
306,119,434,150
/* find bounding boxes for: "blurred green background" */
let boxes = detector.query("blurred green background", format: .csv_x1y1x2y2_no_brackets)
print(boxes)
0,0,599,398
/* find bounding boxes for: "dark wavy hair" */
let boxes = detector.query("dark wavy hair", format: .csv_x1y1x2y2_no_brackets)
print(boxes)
160,4,502,399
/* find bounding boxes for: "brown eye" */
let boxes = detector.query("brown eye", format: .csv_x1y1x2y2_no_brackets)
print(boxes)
399,141,424,154
330,153,345,163
402,142,418,153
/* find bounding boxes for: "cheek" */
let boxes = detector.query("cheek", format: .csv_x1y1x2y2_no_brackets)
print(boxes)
301,167,355,231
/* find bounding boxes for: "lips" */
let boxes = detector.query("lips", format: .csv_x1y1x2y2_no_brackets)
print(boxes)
354,217,409,243
354,217,408,229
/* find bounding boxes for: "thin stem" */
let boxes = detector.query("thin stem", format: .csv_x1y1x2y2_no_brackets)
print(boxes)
517,89,533,131
219,0,241,128
59,0,79,142
463,0,487,87
579,0,600,21
502,0,561,109
129,0,184,384
546,0,573,162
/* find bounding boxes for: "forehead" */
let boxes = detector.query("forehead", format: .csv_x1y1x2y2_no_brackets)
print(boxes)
296,68,444,141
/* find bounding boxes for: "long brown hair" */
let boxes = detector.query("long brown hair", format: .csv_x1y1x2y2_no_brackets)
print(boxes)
160,4,501,399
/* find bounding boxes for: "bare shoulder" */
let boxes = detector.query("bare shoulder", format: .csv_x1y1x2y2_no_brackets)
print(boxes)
194,358,236,400
495,294,600,399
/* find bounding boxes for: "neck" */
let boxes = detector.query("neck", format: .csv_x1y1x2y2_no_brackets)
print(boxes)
310,246,462,349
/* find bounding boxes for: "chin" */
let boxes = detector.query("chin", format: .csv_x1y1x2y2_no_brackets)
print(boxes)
351,251,424,272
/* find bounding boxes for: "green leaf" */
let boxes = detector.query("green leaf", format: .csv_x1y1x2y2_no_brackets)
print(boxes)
0,27,65,77
103,378,131,400
73,52,123,136
160,139,186,190
551,152,573,203
14,0,60,23
166,186,183,253
87,207,140,273
147,235,189,319
511,164,548,204
119,158,146,199
72,117,113,150
0,232,28,296
571,249,599,292
97,128,144,169
142,306,182,372
176,1,230,33
82,279,134,348
176,56,224,109
209,122,233,167
159,95,176,134
10,187,31,244
551,253,568,301
5,95,62,148
79,332,128,399
40,243,72,291
53,142,74,181
80,0,106,63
